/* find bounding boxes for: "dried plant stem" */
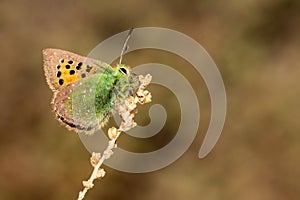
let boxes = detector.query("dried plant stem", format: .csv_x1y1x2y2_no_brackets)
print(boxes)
77,74,152,200
77,131,120,200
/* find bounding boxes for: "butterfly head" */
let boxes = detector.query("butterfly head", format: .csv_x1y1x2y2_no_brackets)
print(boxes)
114,64,131,77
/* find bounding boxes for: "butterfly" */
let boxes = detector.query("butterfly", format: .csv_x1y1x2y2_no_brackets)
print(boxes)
43,48,140,134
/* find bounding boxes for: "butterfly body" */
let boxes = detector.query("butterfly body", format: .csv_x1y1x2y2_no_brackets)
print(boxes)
43,48,139,134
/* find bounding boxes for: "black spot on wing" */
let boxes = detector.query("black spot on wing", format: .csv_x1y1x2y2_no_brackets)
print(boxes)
58,79,64,85
57,71,62,77
86,65,93,73
69,70,75,75
76,62,83,70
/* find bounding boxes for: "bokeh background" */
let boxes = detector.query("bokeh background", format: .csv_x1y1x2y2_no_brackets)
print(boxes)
1,0,300,199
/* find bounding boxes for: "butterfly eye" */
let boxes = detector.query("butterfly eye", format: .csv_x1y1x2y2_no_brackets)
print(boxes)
119,67,128,75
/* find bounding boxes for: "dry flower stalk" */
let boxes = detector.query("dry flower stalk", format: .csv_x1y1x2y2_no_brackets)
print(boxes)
77,74,152,200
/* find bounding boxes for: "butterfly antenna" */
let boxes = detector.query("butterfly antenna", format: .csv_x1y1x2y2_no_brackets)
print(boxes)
119,28,134,64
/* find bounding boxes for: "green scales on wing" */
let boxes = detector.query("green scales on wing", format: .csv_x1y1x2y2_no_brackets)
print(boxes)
52,62,140,134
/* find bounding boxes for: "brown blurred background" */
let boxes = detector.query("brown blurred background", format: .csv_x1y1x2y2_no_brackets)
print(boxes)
1,0,300,199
